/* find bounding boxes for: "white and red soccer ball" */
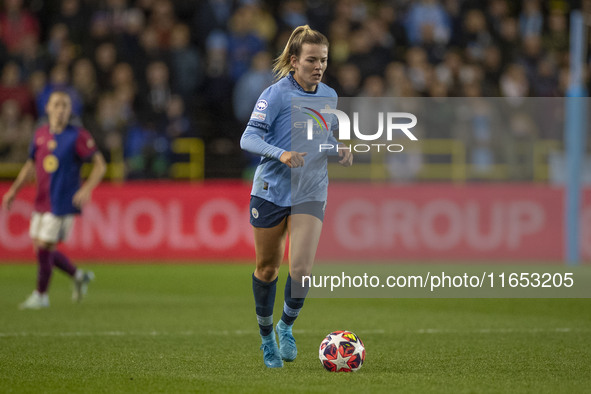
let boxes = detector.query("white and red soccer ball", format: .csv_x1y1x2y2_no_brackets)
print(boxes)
319,330,365,372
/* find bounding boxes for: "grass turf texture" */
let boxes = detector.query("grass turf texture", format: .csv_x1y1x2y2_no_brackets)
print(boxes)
0,264,590,393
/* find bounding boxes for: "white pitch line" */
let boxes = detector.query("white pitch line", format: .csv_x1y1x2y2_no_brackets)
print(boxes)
0,327,587,338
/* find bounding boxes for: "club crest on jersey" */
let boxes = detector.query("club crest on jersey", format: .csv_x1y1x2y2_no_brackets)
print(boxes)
47,140,57,151
251,208,259,219
255,99,268,111
43,154,59,173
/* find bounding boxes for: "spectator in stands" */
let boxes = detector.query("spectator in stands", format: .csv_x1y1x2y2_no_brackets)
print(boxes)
27,70,46,100
94,42,118,91
170,23,202,102
0,0,40,54
519,35,544,83
461,9,494,64
405,47,433,95
532,57,559,97
46,23,69,63
482,45,503,97
0,61,35,116
232,51,273,122
0,0,581,180
519,0,543,38
124,118,168,179
148,0,176,49
111,62,136,91
277,0,308,31
36,65,83,117
346,27,381,77
404,0,451,46
163,94,191,139
358,75,386,97
497,16,521,65
500,63,530,100
55,41,77,70
333,62,361,97
202,30,233,138
327,20,351,66
113,82,136,126
72,58,99,115
0,98,34,162
543,9,569,57
376,2,408,61
50,0,88,47
192,0,235,49
486,0,510,39
136,60,171,122
118,8,145,64
227,6,266,82
16,34,47,80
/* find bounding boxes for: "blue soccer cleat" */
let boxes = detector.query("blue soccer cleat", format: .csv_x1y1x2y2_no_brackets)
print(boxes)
260,332,283,368
276,320,297,362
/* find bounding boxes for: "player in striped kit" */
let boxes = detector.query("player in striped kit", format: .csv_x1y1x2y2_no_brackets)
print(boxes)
2,91,106,309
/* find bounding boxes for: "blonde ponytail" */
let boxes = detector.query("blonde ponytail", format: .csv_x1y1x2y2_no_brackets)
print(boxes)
273,25,329,81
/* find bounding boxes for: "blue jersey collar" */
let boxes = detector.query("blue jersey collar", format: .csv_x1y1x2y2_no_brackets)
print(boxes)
287,72,318,94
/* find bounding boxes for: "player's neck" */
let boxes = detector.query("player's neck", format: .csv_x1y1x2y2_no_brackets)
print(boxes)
49,124,67,134
292,73,318,93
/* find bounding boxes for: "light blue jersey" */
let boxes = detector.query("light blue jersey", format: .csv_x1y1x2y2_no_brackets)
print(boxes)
240,72,339,207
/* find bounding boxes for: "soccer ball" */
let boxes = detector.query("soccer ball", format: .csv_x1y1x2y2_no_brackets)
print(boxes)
319,330,365,372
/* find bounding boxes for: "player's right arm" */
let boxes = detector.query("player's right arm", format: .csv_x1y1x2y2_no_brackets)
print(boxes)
240,128,307,168
2,159,35,211
240,86,307,168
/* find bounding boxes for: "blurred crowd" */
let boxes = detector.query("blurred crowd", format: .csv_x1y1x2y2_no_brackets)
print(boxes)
0,0,580,179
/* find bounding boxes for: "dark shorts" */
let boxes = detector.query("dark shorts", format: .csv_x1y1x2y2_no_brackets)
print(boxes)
250,196,326,228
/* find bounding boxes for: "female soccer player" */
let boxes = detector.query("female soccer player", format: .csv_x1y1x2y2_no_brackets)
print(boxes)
2,91,106,309
240,25,352,368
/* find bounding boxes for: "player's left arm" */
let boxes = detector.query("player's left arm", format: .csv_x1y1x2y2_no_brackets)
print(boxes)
2,159,35,211
328,126,353,167
327,94,352,167
337,144,353,167
73,151,106,209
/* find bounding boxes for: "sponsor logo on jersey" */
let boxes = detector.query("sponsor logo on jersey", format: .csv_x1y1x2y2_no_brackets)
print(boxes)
303,107,328,130
43,154,59,173
250,111,266,121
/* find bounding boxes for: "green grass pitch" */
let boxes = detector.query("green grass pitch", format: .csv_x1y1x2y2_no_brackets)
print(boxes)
0,263,590,393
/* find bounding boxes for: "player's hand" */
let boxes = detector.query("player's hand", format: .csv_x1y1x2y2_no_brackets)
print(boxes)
280,151,307,168
338,145,353,167
2,191,15,211
72,187,92,208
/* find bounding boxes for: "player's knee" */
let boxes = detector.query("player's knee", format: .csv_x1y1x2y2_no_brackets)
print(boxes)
290,267,312,284
34,239,56,251
255,265,279,282
289,258,313,281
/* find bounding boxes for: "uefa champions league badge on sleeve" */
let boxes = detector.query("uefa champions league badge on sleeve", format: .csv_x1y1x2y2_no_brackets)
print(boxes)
256,99,268,111
252,99,269,121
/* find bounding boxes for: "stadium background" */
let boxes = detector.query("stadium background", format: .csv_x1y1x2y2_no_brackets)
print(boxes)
0,0,589,262
1,1,590,392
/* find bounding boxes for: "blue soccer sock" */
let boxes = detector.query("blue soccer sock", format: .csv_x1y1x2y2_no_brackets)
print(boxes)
281,274,309,326
252,273,277,336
